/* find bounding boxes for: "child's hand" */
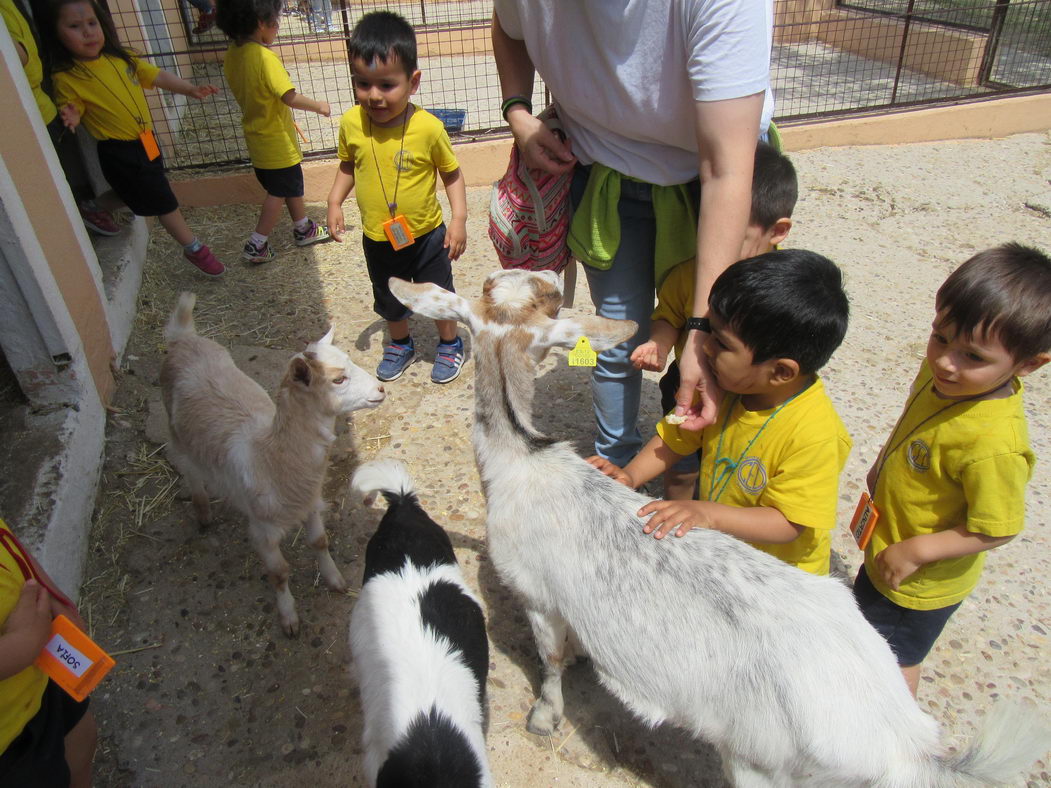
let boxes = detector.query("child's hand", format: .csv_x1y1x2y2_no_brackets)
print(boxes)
316,100,331,118
444,221,466,260
2,580,52,659
637,499,711,539
189,83,219,100
59,103,81,130
630,340,667,372
874,542,923,591
586,455,633,487
327,206,346,242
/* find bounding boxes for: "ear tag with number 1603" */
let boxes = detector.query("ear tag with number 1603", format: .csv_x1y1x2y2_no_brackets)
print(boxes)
568,336,597,367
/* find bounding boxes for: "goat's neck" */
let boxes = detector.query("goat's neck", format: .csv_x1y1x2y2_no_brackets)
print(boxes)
471,329,553,455
265,386,337,463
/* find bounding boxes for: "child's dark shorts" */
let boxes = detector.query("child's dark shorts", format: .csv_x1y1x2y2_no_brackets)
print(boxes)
0,679,90,787
96,138,178,217
852,565,962,666
657,360,701,474
363,225,454,322
254,163,305,199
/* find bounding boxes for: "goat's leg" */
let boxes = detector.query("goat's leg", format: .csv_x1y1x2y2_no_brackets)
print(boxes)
167,443,212,524
249,521,299,637
304,502,346,592
719,748,785,788
525,608,570,736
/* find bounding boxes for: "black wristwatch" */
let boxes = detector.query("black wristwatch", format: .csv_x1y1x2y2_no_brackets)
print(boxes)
685,317,711,333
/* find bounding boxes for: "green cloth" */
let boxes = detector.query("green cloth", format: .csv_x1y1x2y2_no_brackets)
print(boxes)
568,163,697,289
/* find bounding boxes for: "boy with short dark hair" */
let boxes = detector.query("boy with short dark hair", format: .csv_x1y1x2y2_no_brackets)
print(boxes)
592,249,852,576
631,142,798,499
853,242,1051,697
327,10,468,384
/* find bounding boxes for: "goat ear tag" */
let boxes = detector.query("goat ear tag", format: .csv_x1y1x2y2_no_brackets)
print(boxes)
382,215,415,250
848,491,880,550
567,336,597,367
34,615,115,702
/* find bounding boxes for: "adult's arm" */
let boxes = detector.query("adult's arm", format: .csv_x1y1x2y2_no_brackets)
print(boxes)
490,10,574,175
673,92,763,430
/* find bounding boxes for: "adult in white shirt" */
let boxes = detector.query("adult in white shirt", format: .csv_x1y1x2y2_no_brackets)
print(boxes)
493,0,770,465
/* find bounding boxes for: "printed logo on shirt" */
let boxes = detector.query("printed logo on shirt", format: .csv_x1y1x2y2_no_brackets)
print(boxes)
907,439,931,472
393,150,414,172
736,457,768,494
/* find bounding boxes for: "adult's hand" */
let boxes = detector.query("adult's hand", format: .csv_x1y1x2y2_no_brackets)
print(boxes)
506,109,575,176
673,330,721,431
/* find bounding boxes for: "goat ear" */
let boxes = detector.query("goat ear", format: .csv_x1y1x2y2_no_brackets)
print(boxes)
291,355,313,386
388,278,474,326
542,316,638,353
317,327,335,346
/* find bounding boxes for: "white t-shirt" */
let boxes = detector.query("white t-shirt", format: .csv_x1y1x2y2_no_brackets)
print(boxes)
494,0,770,186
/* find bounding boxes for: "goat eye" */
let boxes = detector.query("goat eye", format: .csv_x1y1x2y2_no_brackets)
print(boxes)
332,376,347,385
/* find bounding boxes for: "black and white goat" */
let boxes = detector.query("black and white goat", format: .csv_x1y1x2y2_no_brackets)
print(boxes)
389,269,1049,787
349,459,491,788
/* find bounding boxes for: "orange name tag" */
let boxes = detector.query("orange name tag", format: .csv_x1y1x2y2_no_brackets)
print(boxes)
139,128,160,161
34,615,115,701
382,215,415,250
848,491,880,550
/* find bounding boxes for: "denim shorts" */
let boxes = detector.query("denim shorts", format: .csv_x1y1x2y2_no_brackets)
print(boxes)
852,565,962,666
363,225,454,321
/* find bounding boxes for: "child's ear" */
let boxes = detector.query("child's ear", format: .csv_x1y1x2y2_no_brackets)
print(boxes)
1015,352,1051,378
768,218,792,248
769,358,800,385
409,70,421,94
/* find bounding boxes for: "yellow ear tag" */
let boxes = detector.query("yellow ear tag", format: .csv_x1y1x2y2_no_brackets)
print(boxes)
567,336,597,367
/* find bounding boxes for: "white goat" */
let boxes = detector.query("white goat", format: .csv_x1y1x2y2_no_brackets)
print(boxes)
160,292,385,636
389,270,1049,787
349,459,491,788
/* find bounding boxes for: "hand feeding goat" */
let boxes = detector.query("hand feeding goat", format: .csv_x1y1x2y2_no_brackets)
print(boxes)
349,459,491,788
389,270,1049,787
160,292,385,636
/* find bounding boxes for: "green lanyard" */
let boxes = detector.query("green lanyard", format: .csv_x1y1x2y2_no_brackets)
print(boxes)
368,106,408,218
706,387,807,503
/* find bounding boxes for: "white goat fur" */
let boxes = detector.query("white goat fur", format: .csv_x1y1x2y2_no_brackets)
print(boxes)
160,292,385,636
389,270,1049,787
350,460,491,787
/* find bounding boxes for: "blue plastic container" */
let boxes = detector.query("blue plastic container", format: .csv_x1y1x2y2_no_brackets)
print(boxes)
429,108,467,133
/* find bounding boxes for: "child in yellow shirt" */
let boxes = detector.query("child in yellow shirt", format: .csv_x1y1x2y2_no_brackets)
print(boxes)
853,243,1051,696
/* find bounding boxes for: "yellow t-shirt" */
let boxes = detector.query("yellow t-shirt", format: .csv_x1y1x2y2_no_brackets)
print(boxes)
223,41,300,170
0,520,48,752
657,378,852,575
651,259,695,360
0,0,57,124
864,362,1033,610
52,53,159,141
337,104,459,242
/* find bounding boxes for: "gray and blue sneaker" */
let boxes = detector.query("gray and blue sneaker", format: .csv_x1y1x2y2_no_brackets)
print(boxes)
431,336,465,384
376,338,417,381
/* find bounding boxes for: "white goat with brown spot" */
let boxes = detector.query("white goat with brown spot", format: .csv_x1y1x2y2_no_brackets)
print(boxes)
389,270,1049,787
161,292,385,636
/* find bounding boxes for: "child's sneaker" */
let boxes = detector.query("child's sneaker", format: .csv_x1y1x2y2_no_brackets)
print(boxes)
184,244,224,277
79,204,120,236
376,339,417,381
431,337,465,384
242,238,276,264
293,219,331,247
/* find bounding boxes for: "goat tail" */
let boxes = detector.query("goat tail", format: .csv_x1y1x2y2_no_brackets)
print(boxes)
164,292,197,343
351,459,418,507
936,701,1050,785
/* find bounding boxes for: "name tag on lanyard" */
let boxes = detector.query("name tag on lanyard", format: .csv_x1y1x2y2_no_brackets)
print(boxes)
382,215,415,250
139,128,160,161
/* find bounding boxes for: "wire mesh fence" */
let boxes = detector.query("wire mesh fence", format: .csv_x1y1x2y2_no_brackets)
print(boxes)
96,0,1051,170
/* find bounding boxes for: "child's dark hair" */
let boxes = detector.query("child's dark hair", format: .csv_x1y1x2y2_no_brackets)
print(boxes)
215,0,281,42
348,10,417,75
42,0,133,73
709,249,849,374
936,242,1051,361
751,142,798,230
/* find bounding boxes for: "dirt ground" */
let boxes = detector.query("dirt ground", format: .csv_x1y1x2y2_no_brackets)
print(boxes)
82,132,1051,787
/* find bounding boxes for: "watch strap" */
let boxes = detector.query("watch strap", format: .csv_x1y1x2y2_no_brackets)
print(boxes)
685,317,711,333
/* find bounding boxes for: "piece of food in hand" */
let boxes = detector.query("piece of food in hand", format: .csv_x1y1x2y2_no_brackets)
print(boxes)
664,411,687,425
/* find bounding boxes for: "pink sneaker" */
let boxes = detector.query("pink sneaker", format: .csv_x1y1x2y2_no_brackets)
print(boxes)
183,244,225,276
80,205,120,236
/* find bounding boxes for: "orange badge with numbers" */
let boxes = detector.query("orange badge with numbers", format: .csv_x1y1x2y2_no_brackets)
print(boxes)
35,615,115,701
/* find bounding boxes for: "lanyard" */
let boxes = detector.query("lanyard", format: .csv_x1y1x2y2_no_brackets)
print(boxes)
76,55,148,131
870,377,982,494
706,386,807,503
0,527,74,607
368,106,409,218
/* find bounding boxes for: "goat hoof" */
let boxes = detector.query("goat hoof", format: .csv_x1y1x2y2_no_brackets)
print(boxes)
324,571,347,593
526,705,560,736
281,615,300,638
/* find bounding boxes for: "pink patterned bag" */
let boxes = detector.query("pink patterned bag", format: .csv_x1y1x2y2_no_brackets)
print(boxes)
488,111,572,273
